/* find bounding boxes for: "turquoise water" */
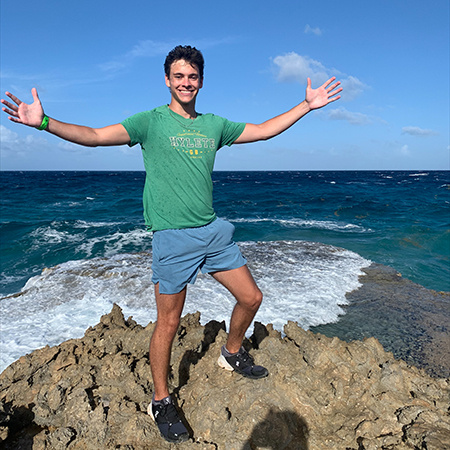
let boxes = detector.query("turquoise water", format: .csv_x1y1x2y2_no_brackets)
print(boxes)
213,170,450,292
1,170,449,296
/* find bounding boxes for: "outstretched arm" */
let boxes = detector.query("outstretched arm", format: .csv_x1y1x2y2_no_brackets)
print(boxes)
1,88,130,147
234,76,342,144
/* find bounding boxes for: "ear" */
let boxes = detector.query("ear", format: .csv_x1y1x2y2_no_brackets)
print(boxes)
165,74,171,88
199,77,204,89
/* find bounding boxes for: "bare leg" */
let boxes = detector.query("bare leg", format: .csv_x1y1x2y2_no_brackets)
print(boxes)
211,265,263,353
149,283,187,401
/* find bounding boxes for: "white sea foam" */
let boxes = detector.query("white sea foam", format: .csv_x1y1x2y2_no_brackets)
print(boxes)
29,222,150,258
232,217,371,233
30,225,83,246
78,228,149,257
73,220,123,228
0,241,371,372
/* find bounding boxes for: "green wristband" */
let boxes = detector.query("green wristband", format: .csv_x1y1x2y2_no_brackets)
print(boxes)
37,115,49,131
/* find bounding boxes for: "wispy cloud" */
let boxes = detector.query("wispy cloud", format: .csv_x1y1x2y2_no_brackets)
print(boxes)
400,144,411,156
402,126,438,136
339,76,367,101
99,40,174,73
99,37,237,74
0,125,20,145
0,125,47,157
1,68,121,96
272,52,368,101
325,107,372,125
304,24,322,36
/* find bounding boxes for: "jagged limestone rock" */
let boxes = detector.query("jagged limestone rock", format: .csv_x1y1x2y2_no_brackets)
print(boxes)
0,304,449,449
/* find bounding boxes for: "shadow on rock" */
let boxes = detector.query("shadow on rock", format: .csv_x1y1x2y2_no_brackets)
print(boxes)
177,319,226,391
248,321,270,350
1,402,45,450
242,408,309,450
176,319,270,394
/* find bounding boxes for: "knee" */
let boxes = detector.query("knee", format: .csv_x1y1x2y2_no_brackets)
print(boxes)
254,288,263,309
156,314,181,336
241,287,263,311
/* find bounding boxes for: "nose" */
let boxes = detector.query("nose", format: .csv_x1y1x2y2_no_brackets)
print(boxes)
181,77,191,87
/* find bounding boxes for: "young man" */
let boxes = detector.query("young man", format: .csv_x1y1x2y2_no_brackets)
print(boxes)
2,45,342,444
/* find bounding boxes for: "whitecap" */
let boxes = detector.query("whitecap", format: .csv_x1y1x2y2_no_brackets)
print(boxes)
231,217,371,233
78,228,150,257
30,225,83,246
73,220,123,228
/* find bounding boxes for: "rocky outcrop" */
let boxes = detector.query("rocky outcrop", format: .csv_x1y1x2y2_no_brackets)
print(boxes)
312,264,450,379
1,304,449,449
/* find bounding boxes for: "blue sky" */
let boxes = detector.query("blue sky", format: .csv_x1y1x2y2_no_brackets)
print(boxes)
1,0,449,171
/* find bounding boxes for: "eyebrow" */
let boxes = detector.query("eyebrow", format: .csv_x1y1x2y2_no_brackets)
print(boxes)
173,72,198,76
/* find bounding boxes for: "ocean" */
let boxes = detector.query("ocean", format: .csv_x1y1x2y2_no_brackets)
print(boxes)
1,170,449,372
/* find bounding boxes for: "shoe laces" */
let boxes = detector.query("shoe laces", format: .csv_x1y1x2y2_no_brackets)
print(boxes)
237,349,254,366
156,402,180,425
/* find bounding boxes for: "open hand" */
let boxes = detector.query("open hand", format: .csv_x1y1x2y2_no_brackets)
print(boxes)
305,77,342,110
1,88,44,128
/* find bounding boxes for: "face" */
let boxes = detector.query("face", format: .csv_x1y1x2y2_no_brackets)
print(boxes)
165,59,203,105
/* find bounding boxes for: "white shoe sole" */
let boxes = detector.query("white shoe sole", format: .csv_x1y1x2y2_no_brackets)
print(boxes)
147,403,155,420
217,354,235,371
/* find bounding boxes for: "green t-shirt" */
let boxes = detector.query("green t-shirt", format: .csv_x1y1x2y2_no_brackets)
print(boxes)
121,105,245,231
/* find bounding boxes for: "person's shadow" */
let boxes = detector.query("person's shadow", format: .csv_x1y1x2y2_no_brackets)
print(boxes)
242,408,309,450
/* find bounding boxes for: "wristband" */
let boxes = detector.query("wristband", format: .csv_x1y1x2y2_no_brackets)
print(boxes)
37,115,49,131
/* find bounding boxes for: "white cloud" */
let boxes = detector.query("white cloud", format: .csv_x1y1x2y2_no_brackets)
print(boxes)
272,52,368,101
400,145,410,156
0,125,48,159
339,76,367,100
304,24,322,36
402,126,438,136
325,107,372,125
1,124,47,146
273,53,328,84
1,124,46,149
0,125,19,144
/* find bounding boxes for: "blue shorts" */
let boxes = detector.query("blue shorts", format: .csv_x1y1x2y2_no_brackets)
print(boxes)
151,218,247,294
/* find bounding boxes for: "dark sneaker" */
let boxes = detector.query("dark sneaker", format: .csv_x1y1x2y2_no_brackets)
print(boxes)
217,345,269,379
147,396,189,444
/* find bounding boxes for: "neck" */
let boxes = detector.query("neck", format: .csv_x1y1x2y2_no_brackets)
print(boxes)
168,100,197,119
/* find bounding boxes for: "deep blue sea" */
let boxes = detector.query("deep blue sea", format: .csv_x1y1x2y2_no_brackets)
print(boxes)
1,170,449,371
